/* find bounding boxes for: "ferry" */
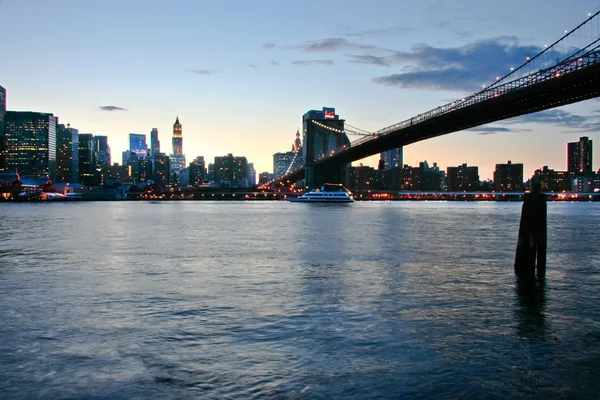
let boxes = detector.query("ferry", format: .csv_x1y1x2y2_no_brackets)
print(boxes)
287,183,354,203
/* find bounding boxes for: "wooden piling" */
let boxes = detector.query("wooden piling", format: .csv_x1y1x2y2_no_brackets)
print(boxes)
514,180,547,278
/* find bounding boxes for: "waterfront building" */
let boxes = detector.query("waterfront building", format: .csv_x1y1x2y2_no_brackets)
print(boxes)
273,151,295,178
56,123,79,183
153,153,170,185
123,151,140,184
4,111,57,180
532,166,572,192
93,136,111,168
189,156,206,185
214,153,248,187
170,117,186,181
207,163,214,182
79,133,97,185
247,162,256,186
138,154,153,184
567,136,593,175
494,160,523,192
150,128,160,156
258,171,270,184
129,133,147,158
347,164,381,191
178,167,190,185
380,147,403,171
0,85,6,171
102,163,131,186
446,163,479,191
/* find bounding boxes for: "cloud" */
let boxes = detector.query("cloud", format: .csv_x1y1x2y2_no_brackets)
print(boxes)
291,60,334,66
248,64,258,69
266,38,376,53
347,54,391,67
467,126,531,135
189,69,218,75
346,26,413,38
506,109,600,130
99,106,127,112
373,37,553,92
270,61,280,66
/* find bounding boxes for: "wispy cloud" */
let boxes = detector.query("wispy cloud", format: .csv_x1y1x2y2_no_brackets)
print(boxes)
467,126,531,135
248,64,258,69
265,38,376,53
270,61,280,66
347,54,391,67
291,60,334,66
99,106,127,112
373,37,551,92
189,69,218,75
506,109,600,131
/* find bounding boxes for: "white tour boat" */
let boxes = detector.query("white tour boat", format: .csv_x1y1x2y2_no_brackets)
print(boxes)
287,183,354,203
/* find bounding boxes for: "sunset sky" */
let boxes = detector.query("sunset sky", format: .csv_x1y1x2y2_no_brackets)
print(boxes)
2,0,599,179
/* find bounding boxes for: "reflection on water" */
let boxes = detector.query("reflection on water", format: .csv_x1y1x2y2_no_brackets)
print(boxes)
0,201,599,399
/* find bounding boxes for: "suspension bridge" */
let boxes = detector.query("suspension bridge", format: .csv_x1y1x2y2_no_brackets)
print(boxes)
260,10,600,190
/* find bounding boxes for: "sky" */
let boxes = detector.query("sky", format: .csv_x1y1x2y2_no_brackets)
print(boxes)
2,0,599,180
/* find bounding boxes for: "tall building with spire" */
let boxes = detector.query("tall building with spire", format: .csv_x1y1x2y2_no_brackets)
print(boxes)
170,116,186,183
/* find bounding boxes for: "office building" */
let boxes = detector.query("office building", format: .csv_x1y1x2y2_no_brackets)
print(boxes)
494,160,523,192
446,163,479,191
138,154,153,184
170,117,186,180
189,156,206,185
567,136,593,175
79,133,96,185
153,153,170,185
56,123,79,183
214,153,248,187
4,111,57,180
129,133,147,158
102,163,131,186
0,85,6,171
380,147,403,171
247,162,256,186
273,151,295,178
150,128,160,156
93,136,111,168
532,166,572,192
258,171,270,184
347,164,380,191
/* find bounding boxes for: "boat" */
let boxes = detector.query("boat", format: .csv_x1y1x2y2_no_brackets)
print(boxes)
287,183,354,203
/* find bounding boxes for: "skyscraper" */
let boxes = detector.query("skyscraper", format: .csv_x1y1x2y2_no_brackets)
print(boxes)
170,116,186,182
273,151,295,178
150,128,160,156
567,136,593,175
247,162,256,186
153,153,170,185
380,147,403,171
79,133,96,185
4,111,57,180
56,124,79,183
93,136,111,168
0,85,6,171
129,133,147,158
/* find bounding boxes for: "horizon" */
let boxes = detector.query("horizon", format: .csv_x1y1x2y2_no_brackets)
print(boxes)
2,0,600,180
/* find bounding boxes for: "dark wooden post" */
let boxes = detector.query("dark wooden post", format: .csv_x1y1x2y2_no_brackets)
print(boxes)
514,180,547,278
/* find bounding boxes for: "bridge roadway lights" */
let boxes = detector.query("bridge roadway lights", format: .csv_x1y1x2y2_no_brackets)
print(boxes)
514,180,547,279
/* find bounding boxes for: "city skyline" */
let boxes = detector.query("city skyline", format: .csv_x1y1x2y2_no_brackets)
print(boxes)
2,0,600,179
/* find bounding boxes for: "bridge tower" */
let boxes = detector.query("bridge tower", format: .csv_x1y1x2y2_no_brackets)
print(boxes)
302,107,351,190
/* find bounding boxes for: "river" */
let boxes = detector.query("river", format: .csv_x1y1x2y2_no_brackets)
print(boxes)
0,201,599,399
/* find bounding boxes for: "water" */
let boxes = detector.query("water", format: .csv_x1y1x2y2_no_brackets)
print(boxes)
1,201,599,399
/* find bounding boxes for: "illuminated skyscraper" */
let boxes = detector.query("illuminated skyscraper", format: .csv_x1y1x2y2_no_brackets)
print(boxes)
56,123,79,183
567,136,593,175
129,133,147,158
0,85,5,171
170,116,186,182
79,133,97,185
93,136,111,168
380,147,403,171
4,111,57,180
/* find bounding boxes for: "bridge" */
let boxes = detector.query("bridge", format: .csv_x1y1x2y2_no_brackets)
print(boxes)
261,11,600,190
